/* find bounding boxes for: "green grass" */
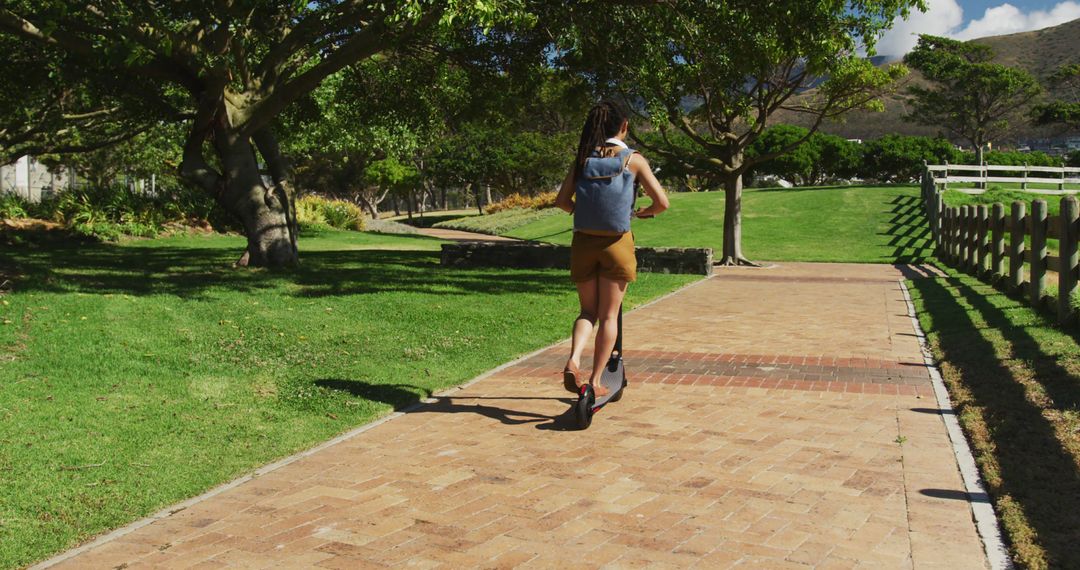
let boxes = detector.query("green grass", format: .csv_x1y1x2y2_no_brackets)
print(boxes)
940,188,1067,257
504,185,933,263
909,266,1080,569
942,188,1071,216
433,207,563,236
0,229,696,569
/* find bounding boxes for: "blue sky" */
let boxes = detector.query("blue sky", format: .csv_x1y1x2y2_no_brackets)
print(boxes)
877,0,1080,54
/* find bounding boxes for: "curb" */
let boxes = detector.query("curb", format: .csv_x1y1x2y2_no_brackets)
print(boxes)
898,280,1013,570
31,273,712,569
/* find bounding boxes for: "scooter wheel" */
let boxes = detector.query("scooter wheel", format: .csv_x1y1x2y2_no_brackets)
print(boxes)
575,385,595,430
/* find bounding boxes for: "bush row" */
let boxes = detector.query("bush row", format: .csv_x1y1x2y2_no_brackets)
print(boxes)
295,195,366,232
484,191,558,214
1,188,372,241
745,126,1080,186
0,185,229,241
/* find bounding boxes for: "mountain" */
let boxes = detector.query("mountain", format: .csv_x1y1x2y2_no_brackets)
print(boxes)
778,18,1080,144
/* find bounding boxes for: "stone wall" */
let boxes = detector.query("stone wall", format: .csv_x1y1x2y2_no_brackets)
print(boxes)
441,241,712,276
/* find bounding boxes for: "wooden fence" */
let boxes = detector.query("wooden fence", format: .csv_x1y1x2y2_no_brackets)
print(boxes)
921,168,1080,325
926,163,1080,194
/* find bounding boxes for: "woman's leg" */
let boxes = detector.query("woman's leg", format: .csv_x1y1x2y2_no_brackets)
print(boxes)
588,276,628,396
566,278,599,379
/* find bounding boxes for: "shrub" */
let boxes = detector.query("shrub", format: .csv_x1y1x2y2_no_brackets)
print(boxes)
10,184,229,241
320,200,364,231
0,192,29,219
961,150,1060,167
296,195,365,231
859,135,961,182
745,125,863,186
295,196,329,230
1068,150,1080,167
485,191,558,214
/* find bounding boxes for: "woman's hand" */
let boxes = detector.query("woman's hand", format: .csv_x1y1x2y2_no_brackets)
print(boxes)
634,208,655,219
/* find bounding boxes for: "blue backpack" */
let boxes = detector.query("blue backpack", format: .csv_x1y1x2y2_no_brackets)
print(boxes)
574,147,637,233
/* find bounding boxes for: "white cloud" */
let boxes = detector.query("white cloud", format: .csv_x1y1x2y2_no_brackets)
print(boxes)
876,0,1080,56
876,0,964,56
954,1,1080,39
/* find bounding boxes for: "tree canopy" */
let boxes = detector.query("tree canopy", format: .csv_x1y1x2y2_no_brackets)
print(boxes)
1033,64,1080,130
548,0,917,264
0,1,528,266
903,34,1041,166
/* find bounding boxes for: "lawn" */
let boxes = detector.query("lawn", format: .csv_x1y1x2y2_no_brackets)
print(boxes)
0,229,696,569
909,266,1080,569
504,185,934,263
941,187,1073,216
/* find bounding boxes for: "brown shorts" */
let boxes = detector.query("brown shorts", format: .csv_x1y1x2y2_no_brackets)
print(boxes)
570,231,637,283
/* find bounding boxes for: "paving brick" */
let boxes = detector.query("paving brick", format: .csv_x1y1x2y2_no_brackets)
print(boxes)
42,262,987,569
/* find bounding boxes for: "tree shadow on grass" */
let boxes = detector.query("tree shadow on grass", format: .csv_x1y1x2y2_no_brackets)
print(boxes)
911,274,1080,567
315,378,578,430
0,240,568,300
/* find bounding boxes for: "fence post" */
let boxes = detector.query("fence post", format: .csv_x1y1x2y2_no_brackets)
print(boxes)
992,203,1005,278
943,160,950,191
950,207,959,264
935,192,944,254
963,206,972,270
977,205,989,275
972,207,980,274
946,206,955,264
1010,201,1026,293
1030,200,1048,308
1061,163,1067,193
1022,163,1028,191
1059,196,1079,324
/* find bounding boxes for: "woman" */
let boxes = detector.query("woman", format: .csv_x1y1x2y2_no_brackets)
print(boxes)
555,100,669,396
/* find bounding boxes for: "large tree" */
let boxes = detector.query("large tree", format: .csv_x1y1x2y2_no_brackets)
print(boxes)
1033,63,1080,131
553,1,914,265
0,1,518,266
904,34,1041,167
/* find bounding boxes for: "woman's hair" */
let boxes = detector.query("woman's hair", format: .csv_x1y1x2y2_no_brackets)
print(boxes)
574,100,628,179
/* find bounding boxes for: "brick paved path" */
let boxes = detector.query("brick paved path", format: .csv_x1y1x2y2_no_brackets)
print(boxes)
44,263,991,569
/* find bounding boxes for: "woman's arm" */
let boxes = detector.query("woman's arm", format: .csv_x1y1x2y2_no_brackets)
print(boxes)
555,167,575,214
629,154,669,218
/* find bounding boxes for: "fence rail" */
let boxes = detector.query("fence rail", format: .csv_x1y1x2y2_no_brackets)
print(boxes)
927,162,1080,194
921,168,1080,325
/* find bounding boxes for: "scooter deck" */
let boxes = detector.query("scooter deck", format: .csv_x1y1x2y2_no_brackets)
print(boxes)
592,355,625,407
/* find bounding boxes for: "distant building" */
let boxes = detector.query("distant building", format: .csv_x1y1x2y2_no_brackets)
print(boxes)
0,156,73,202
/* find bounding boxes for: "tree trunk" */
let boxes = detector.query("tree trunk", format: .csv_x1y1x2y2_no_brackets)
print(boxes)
253,128,299,263
719,173,757,266
485,184,493,207
406,190,413,219
219,137,298,267
472,182,483,214
357,194,378,219
180,115,298,268
441,187,448,210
